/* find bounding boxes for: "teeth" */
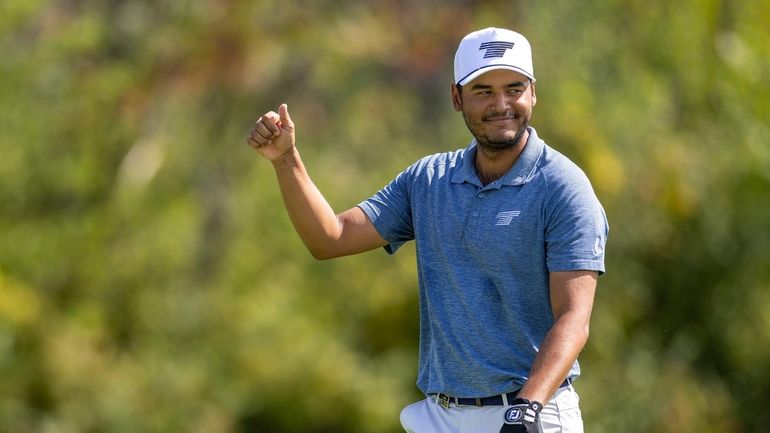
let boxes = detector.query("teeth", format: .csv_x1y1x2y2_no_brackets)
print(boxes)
485,114,517,121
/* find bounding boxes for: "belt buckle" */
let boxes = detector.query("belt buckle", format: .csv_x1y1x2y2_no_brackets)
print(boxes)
438,393,451,409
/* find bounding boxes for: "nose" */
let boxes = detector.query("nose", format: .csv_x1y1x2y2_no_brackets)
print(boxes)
492,92,510,113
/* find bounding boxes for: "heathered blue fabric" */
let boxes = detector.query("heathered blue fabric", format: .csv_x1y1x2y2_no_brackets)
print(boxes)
357,127,608,398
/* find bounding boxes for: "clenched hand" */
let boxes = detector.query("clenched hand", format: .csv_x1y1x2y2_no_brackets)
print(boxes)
247,103,296,162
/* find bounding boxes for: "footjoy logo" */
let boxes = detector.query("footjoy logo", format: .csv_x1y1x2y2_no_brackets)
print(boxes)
504,407,523,423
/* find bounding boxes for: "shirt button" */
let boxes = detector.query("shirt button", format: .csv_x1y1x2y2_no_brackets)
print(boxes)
472,211,479,217
478,193,485,198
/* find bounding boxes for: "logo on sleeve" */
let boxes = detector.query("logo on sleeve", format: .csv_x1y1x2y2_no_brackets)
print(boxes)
594,236,605,255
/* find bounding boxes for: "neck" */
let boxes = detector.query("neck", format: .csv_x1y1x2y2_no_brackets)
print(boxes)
474,133,528,186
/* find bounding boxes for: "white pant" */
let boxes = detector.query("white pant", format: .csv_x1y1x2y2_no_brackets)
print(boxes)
400,386,584,433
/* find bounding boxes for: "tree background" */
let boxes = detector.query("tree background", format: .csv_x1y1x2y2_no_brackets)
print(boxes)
1,0,769,432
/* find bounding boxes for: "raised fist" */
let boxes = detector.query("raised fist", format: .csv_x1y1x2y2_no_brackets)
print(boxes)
247,103,296,162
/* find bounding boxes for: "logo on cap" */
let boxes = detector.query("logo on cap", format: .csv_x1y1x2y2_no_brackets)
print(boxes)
479,41,515,58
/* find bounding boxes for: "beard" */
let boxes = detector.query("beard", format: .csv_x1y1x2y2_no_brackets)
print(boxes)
463,111,530,152
478,122,529,151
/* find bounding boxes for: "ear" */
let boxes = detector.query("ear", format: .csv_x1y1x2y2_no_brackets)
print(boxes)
451,83,463,112
530,81,537,107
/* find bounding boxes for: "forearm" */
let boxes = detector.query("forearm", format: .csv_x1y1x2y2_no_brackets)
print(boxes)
271,148,343,259
517,312,589,403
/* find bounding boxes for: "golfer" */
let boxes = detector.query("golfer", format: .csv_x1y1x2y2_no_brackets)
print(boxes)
247,27,608,433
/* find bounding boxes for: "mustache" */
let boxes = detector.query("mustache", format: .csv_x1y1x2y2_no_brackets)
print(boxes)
482,111,520,121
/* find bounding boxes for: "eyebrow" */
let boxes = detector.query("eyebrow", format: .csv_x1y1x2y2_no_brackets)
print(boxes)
469,81,528,91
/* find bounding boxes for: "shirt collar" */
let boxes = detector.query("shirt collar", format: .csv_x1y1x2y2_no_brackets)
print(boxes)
451,127,545,188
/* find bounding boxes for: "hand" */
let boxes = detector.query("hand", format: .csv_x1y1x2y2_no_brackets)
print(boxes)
499,398,543,433
247,103,296,162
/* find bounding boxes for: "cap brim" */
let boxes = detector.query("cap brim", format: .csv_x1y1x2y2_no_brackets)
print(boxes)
457,65,535,86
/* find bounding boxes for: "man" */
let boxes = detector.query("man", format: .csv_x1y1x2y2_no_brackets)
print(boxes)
247,27,608,433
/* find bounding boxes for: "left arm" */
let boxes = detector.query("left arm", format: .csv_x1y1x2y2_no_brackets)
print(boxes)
517,270,598,403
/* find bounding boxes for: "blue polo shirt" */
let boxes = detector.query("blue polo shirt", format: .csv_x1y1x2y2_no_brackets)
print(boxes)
358,127,608,398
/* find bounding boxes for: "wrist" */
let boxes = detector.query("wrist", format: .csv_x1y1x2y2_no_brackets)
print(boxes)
516,380,553,405
270,147,300,169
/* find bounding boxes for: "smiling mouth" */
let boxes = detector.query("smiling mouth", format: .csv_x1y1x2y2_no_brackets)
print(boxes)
483,113,519,122
484,116,518,123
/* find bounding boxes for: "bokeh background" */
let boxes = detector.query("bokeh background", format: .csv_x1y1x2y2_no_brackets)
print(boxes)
2,0,769,432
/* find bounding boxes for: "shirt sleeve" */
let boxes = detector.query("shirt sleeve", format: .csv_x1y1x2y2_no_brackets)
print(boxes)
544,168,609,274
357,168,416,254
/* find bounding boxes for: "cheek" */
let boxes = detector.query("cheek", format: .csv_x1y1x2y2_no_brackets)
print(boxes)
512,100,533,117
462,109,483,127
462,102,486,120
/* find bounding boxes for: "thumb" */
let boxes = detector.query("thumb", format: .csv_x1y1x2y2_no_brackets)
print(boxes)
278,103,294,130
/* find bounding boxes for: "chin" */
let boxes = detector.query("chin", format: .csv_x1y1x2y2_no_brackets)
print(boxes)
481,126,528,150
478,138,517,151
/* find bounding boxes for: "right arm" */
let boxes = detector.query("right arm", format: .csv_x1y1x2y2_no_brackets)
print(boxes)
247,104,387,260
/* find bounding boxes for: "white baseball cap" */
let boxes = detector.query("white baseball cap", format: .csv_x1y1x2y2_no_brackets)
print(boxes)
454,27,535,85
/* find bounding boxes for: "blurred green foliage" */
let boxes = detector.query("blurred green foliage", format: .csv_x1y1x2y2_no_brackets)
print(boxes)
2,0,769,432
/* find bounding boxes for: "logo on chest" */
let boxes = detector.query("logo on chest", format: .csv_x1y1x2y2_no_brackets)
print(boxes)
494,210,522,226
